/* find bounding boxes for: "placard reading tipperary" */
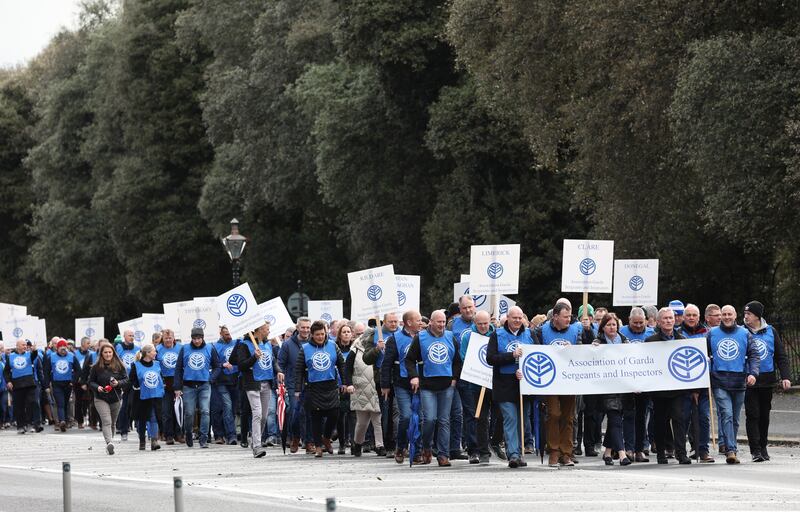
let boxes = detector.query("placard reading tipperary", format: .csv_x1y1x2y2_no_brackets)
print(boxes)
163,300,192,331
519,338,709,395
348,265,399,322
460,332,493,389
75,317,104,341
308,300,344,324
215,283,265,337
561,239,615,293
613,259,659,306
395,275,420,314
469,244,521,295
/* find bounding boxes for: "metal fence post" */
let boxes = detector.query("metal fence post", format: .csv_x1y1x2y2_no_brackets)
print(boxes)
62,462,72,512
326,497,336,511
174,476,184,512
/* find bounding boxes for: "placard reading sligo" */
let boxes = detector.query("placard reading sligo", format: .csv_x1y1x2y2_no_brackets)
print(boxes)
561,239,614,293
469,244,521,295
613,259,659,306
519,338,709,395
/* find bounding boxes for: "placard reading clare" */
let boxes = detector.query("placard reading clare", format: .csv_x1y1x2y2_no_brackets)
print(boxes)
469,244,520,295
460,332,493,389
308,300,344,323
258,297,294,337
395,275,420,313
613,259,659,306
561,239,614,293
518,338,709,395
348,265,399,321
215,283,265,337
75,317,104,341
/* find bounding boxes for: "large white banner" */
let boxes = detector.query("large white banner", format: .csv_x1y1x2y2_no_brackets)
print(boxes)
308,300,344,323
469,244,521,295
216,283,265,337
258,297,295,338
460,332,493,389
395,274,420,314
1,316,36,344
118,317,148,344
75,317,104,341
519,338,710,395
561,239,615,293
452,281,491,312
348,265,399,321
613,259,659,306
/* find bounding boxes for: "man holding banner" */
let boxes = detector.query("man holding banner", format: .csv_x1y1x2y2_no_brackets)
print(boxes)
459,310,495,464
487,306,532,468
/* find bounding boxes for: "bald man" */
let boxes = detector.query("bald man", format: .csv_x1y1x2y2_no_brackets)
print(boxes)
115,329,139,442
4,340,42,433
458,310,496,464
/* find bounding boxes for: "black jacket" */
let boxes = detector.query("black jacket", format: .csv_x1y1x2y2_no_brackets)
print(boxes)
380,330,415,390
645,329,687,398
233,338,283,392
404,329,462,392
591,332,634,411
88,363,129,403
294,340,346,411
486,324,524,403
747,322,792,388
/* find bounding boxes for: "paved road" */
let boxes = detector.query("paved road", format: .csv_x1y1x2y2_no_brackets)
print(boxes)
0,428,798,512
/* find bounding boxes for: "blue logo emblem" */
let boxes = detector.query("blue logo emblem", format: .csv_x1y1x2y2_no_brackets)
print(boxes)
153,324,162,332
397,291,407,307
550,338,570,346
487,262,504,280
85,327,95,337
143,371,160,389
193,319,206,330
311,352,332,371
579,258,596,276
367,285,383,301
629,275,644,291
668,346,707,382
13,357,27,369
188,352,207,371
464,287,486,308
264,314,276,325
499,299,509,315
12,327,22,338
224,346,234,361
522,352,556,388
134,330,145,343
258,351,272,370
122,353,135,368
506,342,519,353
55,360,69,374
478,344,490,368
716,338,740,361
321,313,333,323
226,294,247,317
428,342,450,364
162,352,178,369
753,338,768,360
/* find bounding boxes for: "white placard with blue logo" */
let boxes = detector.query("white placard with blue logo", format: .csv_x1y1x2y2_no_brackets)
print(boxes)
348,265,399,322
308,300,344,324
215,283,265,338
118,317,149,344
1,316,37,343
163,300,192,331
453,281,491,312
177,300,218,342
469,244,521,295
460,332,493,389
561,239,615,293
258,297,295,337
395,274,420,313
497,296,517,317
34,318,47,344
613,259,659,306
0,302,26,326
142,313,166,336
75,317,104,341
518,338,710,395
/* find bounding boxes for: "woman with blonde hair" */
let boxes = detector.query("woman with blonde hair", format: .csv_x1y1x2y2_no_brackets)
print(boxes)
129,343,164,451
88,341,129,455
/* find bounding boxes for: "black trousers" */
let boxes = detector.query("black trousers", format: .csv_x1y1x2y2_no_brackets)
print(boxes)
12,386,38,428
745,387,773,454
653,395,686,457
634,394,650,452
310,408,339,445
583,395,603,450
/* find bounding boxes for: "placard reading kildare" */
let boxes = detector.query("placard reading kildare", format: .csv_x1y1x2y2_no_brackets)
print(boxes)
469,244,520,295
215,283,265,336
308,300,344,323
613,259,659,306
75,317,104,341
452,281,491,312
518,338,709,395
395,275,420,313
258,297,295,337
460,332,492,389
561,239,614,293
348,265,399,321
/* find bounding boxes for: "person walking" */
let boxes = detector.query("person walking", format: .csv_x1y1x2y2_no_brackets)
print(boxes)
88,342,129,455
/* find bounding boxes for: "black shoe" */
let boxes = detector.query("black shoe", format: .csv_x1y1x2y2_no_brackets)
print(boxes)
375,446,387,457
752,452,765,463
518,459,528,467
574,446,583,456
604,456,613,466
620,457,631,466
240,440,249,448
762,448,770,461
677,455,692,465
584,449,598,457
508,457,520,468
186,436,193,448
635,453,650,463
491,444,507,461
657,456,668,464
352,443,362,457
34,425,43,433
338,447,346,455
479,453,490,464
450,451,468,460
199,439,208,449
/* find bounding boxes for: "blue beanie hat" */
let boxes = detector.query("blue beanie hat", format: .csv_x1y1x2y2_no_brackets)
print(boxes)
668,300,685,316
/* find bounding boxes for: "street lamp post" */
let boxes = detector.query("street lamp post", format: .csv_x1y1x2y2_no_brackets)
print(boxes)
221,218,247,287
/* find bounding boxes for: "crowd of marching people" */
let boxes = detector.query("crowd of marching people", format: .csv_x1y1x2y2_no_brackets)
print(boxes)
1,297,793,469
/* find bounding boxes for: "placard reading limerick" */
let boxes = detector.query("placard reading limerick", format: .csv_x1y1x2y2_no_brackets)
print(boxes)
469,244,521,295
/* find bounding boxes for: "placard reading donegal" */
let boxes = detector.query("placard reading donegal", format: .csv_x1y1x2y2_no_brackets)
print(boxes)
561,239,614,293
348,265,398,321
460,332,493,389
518,338,709,395
469,244,520,295
613,259,659,306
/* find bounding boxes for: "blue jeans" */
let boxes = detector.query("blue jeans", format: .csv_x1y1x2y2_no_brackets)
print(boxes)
622,408,635,452
51,383,72,422
683,391,711,455
212,383,237,441
182,383,211,442
458,381,480,454
449,385,463,454
420,387,453,455
394,386,413,451
498,399,531,460
713,387,744,454
284,391,306,441
116,389,130,434
265,387,277,440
